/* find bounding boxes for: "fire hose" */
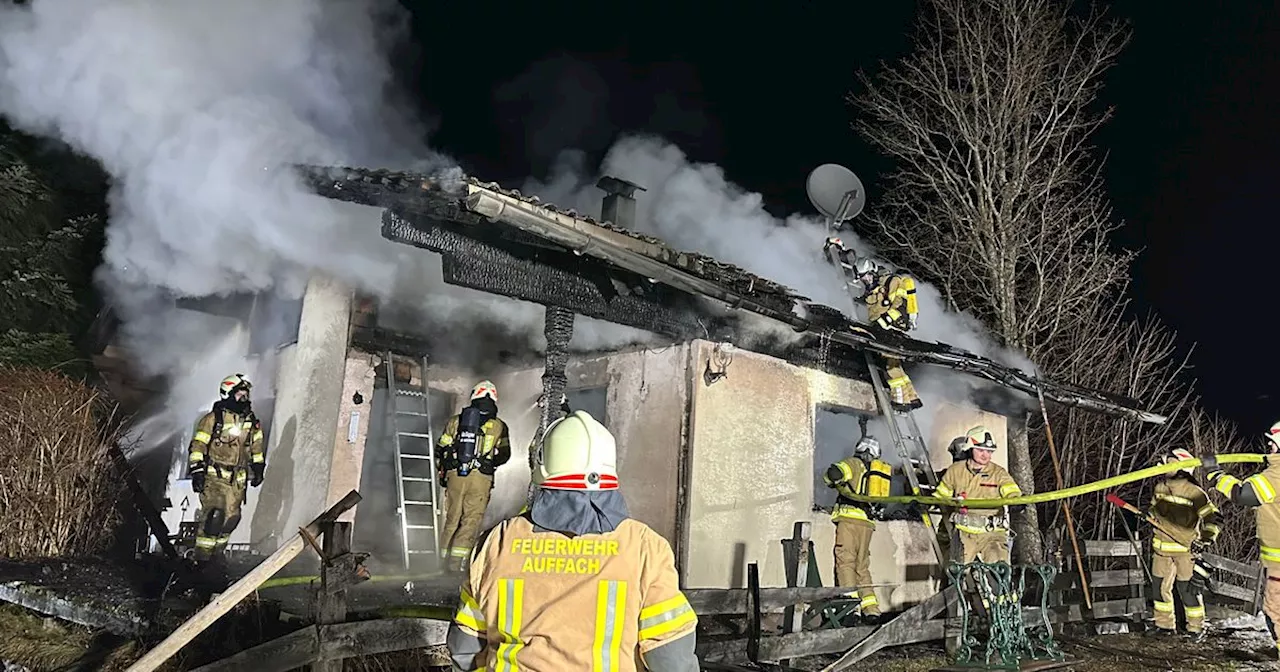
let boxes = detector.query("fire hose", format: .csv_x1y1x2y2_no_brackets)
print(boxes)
829,453,1265,508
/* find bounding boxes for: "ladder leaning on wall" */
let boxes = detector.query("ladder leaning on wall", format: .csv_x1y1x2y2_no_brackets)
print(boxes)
822,241,951,566
383,351,443,570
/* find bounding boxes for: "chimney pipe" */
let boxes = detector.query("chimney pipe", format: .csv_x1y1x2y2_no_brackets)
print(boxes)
596,175,646,229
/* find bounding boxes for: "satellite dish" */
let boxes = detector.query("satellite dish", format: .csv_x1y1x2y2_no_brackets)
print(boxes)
806,163,866,223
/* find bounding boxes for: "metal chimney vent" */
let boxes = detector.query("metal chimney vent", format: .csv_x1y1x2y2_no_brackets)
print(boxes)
596,176,646,230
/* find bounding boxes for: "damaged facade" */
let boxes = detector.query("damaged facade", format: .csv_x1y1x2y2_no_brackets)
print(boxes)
94,165,1162,609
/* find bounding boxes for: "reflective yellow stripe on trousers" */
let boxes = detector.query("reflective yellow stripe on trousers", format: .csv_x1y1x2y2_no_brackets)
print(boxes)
495,579,524,671
593,580,627,672
1261,545,1280,564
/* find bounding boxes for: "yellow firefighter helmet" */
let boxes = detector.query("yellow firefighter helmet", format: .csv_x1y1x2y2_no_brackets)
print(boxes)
533,410,618,491
219,374,251,400
470,380,498,403
966,425,997,451
1164,448,1195,475
1266,421,1280,452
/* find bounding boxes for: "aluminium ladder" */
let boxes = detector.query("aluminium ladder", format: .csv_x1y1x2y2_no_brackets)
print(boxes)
384,351,443,570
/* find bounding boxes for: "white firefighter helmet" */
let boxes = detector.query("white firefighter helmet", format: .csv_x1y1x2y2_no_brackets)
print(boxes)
855,436,881,460
1164,448,1196,475
470,380,498,403
966,425,997,451
219,374,251,400
1266,421,1280,452
855,258,879,276
533,410,618,491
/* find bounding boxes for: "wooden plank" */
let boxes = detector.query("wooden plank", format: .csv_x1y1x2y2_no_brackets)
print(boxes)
686,586,872,615
314,521,354,672
780,521,811,668
317,618,448,658
1083,540,1137,557
1211,582,1256,603
189,618,448,672
188,627,322,672
1201,553,1259,579
1039,597,1146,624
1052,569,1144,590
819,585,956,671
745,564,760,663
125,491,362,672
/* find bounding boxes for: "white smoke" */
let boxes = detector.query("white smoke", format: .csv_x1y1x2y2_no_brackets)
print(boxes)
522,134,1041,451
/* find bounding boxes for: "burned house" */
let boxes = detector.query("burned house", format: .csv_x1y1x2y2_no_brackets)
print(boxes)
100,166,1163,612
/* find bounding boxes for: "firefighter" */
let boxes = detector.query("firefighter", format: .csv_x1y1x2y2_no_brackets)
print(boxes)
436,380,512,571
187,374,265,561
447,410,699,672
934,426,1022,563
855,257,922,412
1206,421,1280,654
1146,448,1219,639
823,436,893,624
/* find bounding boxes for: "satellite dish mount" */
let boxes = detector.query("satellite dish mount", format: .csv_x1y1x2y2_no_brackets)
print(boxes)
805,163,866,233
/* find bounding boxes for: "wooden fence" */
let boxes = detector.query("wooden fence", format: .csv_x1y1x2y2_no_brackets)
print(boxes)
696,525,1267,669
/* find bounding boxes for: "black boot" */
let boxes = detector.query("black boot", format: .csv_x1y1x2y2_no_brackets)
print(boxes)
861,613,882,626
1144,626,1174,638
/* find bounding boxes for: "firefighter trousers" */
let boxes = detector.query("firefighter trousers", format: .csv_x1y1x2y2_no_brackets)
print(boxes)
958,529,1009,564
834,520,880,615
195,468,246,561
1152,552,1202,631
882,356,919,407
440,470,493,566
1264,562,1280,648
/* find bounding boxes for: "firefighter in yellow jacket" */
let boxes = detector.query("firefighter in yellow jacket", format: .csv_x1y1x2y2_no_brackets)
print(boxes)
823,436,893,624
856,258,922,412
187,374,266,561
1207,421,1280,654
436,380,512,571
934,426,1022,563
447,410,699,671
1146,448,1219,639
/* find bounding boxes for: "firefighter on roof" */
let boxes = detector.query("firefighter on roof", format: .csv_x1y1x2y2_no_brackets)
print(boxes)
187,374,266,561
856,257,922,412
823,436,892,623
447,410,699,672
935,426,1022,563
1146,448,1219,639
436,380,512,572
1206,421,1280,655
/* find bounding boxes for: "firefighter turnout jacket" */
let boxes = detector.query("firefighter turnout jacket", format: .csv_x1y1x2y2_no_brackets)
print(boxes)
1212,454,1280,566
189,407,265,478
865,273,918,332
1150,476,1220,555
935,460,1022,531
824,455,893,526
450,515,698,671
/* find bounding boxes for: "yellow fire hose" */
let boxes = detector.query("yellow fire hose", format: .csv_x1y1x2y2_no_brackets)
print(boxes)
838,453,1266,507
252,454,1267,592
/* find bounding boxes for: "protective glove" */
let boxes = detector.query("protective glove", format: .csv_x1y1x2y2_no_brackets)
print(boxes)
909,314,919,331
189,463,206,494
249,462,265,488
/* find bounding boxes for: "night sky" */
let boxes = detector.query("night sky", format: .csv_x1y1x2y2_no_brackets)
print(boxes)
396,1,1280,433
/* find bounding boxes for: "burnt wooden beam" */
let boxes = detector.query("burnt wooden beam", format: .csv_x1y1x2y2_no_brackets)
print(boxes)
186,618,448,672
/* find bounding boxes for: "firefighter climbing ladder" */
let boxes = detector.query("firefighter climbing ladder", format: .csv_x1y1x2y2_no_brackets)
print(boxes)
383,351,442,569
820,235,950,566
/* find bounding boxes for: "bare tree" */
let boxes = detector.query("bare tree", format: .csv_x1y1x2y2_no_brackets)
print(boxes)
850,0,1136,558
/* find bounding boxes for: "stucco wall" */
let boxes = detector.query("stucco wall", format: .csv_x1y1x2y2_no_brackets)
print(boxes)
248,274,352,550
681,339,1011,607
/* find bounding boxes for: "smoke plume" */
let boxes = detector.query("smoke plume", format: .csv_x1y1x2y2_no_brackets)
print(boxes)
522,134,1041,453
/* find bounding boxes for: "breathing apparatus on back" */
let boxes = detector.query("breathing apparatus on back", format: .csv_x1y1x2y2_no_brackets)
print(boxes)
454,380,498,477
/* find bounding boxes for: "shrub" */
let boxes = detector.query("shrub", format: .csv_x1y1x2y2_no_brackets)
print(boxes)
0,366,128,558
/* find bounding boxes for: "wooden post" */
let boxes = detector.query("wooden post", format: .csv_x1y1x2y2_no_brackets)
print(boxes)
781,521,811,668
125,491,362,672
745,563,761,664
312,521,353,672
1036,385,1092,609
